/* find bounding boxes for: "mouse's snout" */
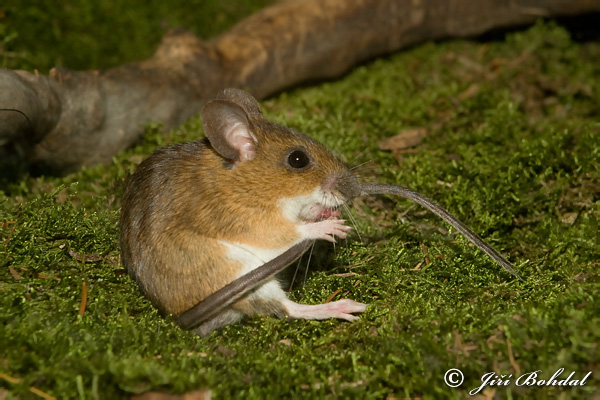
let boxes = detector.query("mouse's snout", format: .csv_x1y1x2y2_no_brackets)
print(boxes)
323,171,361,202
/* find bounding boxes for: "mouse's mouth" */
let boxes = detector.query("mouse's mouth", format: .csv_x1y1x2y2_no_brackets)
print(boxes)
318,208,340,220
289,189,345,223
303,205,340,222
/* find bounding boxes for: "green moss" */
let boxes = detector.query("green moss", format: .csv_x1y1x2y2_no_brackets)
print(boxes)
1,11,599,399
0,0,276,72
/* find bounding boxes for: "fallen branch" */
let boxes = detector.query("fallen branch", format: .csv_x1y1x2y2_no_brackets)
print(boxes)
1,0,598,174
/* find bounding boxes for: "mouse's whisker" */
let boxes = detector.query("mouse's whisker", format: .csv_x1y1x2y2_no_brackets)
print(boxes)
303,241,316,286
350,159,374,171
332,194,341,214
289,256,303,291
345,147,371,167
342,202,362,242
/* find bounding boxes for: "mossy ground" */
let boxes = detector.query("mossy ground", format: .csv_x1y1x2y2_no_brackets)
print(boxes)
1,2,599,399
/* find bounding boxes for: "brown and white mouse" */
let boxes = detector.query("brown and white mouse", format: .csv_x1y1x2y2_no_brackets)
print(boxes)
121,88,520,336
120,88,367,336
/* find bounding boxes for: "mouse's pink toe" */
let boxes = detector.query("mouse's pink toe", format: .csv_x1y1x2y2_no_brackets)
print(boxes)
282,298,367,321
299,218,351,242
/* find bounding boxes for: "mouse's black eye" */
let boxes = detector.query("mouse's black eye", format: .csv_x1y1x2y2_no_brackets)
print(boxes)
287,149,311,170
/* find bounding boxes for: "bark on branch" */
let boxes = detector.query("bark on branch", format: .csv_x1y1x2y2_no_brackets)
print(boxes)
1,0,598,174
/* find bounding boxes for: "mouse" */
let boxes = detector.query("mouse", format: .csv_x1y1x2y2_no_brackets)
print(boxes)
120,88,368,336
121,88,519,336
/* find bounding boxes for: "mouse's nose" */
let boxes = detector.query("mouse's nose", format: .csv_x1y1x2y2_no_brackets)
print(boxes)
323,171,361,201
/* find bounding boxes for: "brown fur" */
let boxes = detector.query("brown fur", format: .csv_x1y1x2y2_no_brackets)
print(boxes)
120,110,356,316
120,89,360,333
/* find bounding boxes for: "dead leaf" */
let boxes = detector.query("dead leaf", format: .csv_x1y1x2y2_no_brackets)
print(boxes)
78,281,88,317
325,288,342,303
378,128,427,151
456,55,485,74
9,267,20,280
410,261,423,271
331,272,358,278
448,330,478,357
214,344,235,358
68,248,103,263
421,243,430,265
560,212,578,225
506,336,521,376
457,83,480,100
344,256,375,269
55,188,69,204
0,372,57,400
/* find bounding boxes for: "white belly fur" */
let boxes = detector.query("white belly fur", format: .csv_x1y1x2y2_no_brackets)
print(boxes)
218,240,297,302
219,240,294,275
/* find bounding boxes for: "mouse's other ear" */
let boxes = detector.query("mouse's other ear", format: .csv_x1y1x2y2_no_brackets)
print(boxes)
216,88,262,117
202,99,257,163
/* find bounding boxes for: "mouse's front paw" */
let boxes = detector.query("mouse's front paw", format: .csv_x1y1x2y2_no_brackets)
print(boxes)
299,218,352,242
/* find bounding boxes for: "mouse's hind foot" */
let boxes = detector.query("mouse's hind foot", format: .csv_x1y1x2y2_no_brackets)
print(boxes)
282,298,367,322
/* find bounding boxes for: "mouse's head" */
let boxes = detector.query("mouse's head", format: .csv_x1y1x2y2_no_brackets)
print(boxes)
201,88,360,222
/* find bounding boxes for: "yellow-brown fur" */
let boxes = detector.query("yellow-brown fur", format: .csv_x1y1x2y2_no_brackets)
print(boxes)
120,89,360,333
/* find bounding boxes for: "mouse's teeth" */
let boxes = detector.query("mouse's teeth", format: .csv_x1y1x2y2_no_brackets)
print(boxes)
319,208,340,220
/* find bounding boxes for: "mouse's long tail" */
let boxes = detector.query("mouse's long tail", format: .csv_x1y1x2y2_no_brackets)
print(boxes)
360,183,520,279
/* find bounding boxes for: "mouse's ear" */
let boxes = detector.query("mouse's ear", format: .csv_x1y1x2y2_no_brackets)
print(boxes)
216,88,262,117
201,99,257,163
